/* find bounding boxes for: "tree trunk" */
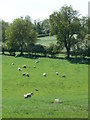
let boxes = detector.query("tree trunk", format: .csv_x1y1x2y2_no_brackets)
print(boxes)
20,43,23,55
2,48,5,54
67,49,70,59
20,50,23,55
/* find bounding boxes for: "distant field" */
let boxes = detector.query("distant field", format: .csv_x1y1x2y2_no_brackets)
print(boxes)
36,36,57,46
2,55,88,118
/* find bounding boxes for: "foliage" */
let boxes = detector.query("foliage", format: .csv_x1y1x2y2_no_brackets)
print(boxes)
49,5,82,58
5,17,37,55
46,44,59,56
71,17,89,57
32,44,45,54
34,19,50,36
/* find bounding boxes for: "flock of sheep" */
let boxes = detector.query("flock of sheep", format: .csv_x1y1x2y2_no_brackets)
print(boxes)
11,59,66,103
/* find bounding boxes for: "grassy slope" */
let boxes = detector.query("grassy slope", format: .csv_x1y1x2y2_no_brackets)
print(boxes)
2,55,88,118
37,36,57,46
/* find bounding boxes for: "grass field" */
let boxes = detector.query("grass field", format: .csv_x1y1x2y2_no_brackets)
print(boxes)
37,36,57,46
2,55,88,118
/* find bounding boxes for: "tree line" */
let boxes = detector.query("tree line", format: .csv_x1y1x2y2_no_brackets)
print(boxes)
0,5,89,58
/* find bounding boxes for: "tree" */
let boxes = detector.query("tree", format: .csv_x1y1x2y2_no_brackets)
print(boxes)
1,20,9,54
34,20,43,35
5,17,37,55
71,17,88,58
41,19,50,34
49,5,81,58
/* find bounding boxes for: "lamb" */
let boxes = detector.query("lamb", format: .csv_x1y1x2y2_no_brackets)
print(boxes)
24,93,31,99
62,74,66,77
31,92,34,95
26,73,29,77
22,72,26,76
35,88,38,91
18,67,22,71
23,65,26,68
43,73,46,77
35,61,39,63
54,98,63,103
56,71,59,75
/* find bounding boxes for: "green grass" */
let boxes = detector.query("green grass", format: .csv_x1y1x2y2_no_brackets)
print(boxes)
2,55,88,118
37,35,57,46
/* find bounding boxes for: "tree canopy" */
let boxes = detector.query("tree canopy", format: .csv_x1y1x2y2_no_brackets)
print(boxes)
5,17,37,55
49,5,84,58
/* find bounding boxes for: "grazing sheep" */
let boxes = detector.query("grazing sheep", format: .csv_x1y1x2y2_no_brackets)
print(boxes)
11,63,14,65
22,72,26,76
31,92,34,95
43,73,46,77
54,98,63,103
35,61,39,63
55,98,59,103
56,71,59,75
23,65,26,68
24,93,31,99
35,88,38,91
18,67,22,71
62,74,66,77
26,73,29,77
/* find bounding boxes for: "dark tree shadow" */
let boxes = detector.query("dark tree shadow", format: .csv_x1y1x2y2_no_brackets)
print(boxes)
3,53,90,65
67,57,90,65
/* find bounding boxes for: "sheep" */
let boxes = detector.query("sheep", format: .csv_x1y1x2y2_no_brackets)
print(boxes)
62,74,66,77
55,98,60,103
43,73,46,77
56,71,59,75
35,61,39,63
23,65,26,68
26,73,29,77
35,88,38,91
18,67,22,71
22,72,26,76
24,93,31,99
54,98,63,103
31,92,34,95
11,63,14,65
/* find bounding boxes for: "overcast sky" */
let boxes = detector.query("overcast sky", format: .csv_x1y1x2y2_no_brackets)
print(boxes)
0,0,89,22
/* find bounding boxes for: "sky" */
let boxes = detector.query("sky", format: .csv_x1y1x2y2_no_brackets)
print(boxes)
0,0,89,22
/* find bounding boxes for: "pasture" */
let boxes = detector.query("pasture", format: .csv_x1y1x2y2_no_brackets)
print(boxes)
37,35,57,46
2,55,88,118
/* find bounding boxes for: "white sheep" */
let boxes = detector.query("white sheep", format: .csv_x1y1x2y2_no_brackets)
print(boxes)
11,63,14,65
54,98,62,103
26,73,29,77
35,61,39,63
24,93,31,99
31,92,34,95
18,67,22,71
35,88,38,91
23,65,26,68
56,71,59,75
43,73,46,77
62,74,66,77
22,72,26,76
